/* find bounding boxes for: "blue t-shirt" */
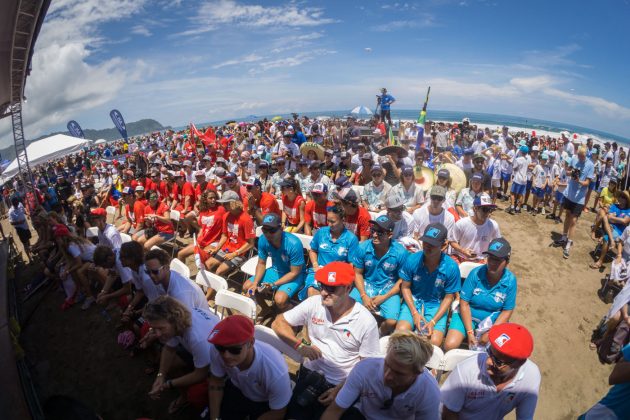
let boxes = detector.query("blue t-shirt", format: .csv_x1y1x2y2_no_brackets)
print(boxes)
608,204,630,236
460,265,517,323
564,156,595,205
352,240,408,294
399,252,460,306
311,227,358,267
258,232,304,276
452,144,464,159
598,344,630,418
292,131,307,147
380,94,395,111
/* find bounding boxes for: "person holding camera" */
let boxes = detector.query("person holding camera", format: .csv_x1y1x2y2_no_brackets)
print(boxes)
272,262,380,419
554,147,595,259
377,88,396,127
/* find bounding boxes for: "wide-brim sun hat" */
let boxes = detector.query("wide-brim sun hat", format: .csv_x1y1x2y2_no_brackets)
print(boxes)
299,142,325,160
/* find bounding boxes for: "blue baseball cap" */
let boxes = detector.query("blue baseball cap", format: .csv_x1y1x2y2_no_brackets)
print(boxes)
369,215,395,232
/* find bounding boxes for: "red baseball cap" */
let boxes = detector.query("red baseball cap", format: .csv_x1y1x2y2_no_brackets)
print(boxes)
207,315,254,346
90,208,107,217
314,261,355,287
488,323,534,360
52,224,70,238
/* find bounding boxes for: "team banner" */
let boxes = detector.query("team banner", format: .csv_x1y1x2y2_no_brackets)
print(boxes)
109,109,128,141
67,120,85,138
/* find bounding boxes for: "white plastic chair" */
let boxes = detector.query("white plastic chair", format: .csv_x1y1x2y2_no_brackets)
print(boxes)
86,226,99,238
459,261,483,280
352,185,364,199
426,345,445,370
106,205,116,224
379,335,390,355
293,233,312,250
120,233,132,243
276,199,283,211
162,209,181,258
214,289,257,320
195,269,228,293
255,226,264,237
241,256,272,277
254,325,303,363
170,258,191,279
437,349,481,381
369,211,379,220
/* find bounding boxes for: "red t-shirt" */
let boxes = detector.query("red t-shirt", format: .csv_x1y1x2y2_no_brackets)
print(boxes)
194,182,217,202
176,182,195,212
222,210,255,253
197,206,226,247
144,202,174,234
304,199,333,230
157,180,169,198
343,207,371,239
282,194,305,226
259,192,281,217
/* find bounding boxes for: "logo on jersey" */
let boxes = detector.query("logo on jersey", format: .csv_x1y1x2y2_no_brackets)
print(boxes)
494,333,511,348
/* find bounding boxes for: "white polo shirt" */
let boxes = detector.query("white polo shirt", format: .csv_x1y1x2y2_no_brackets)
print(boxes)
113,249,133,284
440,353,541,420
451,217,501,260
412,205,455,238
166,308,219,368
166,270,209,311
282,295,380,384
131,264,165,302
210,341,292,410
99,223,123,250
336,358,440,420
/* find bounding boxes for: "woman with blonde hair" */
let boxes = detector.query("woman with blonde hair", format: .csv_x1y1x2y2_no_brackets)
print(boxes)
144,295,219,415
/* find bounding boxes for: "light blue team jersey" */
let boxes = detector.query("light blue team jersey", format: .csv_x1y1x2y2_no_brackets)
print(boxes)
564,156,595,205
380,94,395,110
352,240,408,294
460,265,517,323
311,226,358,267
594,344,630,419
258,231,305,276
399,252,461,306
608,204,630,236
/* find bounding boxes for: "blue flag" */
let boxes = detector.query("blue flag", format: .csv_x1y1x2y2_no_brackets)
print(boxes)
109,109,128,141
67,120,85,138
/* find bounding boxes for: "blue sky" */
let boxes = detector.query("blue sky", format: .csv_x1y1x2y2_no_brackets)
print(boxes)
1,0,629,147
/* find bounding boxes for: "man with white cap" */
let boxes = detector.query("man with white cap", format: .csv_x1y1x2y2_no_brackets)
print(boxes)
378,193,414,244
450,193,501,263
412,186,456,241
441,323,541,420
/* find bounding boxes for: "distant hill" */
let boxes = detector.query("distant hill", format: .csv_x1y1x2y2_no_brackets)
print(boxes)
0,118,168,161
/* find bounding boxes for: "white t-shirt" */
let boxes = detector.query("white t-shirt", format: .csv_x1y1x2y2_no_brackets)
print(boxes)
131,264,165,301
282,295,380,384
68,242,97,262
113,249,134,284
512,155,529,185
532,164,546,189
451,217,501,260
412,206,455,238
440,353,541,420
390,183,425,209
500,150,515,174
165,307,219,368
378,210,415,242
209,341,292,410
99,223,122,250
8,203,28,230
166,270,209,311
336,358,440,420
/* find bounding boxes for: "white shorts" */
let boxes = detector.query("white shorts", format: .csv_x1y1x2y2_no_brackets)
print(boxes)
491,179,501,188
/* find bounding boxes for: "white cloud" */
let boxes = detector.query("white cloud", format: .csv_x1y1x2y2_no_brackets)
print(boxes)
371,16,436,32
270,31,325,53
131,25,152,37
248,49,336,74
212,53,263,69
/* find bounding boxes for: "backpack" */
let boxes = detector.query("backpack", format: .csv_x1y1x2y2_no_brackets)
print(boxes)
593,318,630,364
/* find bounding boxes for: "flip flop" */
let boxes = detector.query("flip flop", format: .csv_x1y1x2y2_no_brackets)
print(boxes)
168,396,189,415
589,263,602,270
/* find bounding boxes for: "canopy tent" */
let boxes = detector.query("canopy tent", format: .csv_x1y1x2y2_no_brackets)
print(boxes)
1,134,90,179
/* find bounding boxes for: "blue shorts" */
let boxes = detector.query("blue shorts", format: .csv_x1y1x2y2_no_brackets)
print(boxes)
532,187,545,199
298,270,319,300
349,287,400,320
603,230,622,244
511,182,526,196
555,191,565,204
589,179,600,191
501,172,511,182
447,311,480,335
544,186,552,195
251,270,304,298
397,302,448,333
158,232,174,240
526,180,533,191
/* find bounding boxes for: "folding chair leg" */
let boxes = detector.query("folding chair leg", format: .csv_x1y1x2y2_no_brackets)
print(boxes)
170,220,180,260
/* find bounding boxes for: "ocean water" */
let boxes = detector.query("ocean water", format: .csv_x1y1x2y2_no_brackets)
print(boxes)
194,109,629,146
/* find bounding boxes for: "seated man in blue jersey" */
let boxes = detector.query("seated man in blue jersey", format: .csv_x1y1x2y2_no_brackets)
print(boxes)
243,213,305,321
444,238,517,351
590,189,630,270
299,205,359,300
351,215,408,336
396,223,461,347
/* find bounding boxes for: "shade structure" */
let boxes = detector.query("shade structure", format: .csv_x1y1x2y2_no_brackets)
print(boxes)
1,134,90,179
94,139,106,144
350,105,373,116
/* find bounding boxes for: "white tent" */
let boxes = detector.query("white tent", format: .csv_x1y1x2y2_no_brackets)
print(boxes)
1,134,91,179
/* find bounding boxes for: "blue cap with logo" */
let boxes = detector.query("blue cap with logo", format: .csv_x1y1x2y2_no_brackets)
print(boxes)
484,238,511,259
420,223,448,246
261,213,282,229
369,215,395,232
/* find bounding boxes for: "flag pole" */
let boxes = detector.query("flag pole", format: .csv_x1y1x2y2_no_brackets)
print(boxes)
415,87,431,151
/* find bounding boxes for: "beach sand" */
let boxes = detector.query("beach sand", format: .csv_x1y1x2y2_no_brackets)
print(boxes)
5,205,613,419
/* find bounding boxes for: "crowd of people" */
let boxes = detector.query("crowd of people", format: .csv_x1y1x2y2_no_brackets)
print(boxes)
4,106,630,419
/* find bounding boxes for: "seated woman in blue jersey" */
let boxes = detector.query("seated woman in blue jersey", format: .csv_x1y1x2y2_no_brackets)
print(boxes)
590,189,630,270
243,213,305,323
444,237,517,351
351,215,409,336
298,205,358,300
396,223,461,347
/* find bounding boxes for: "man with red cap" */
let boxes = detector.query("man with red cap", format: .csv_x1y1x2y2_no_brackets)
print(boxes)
207,315,292,419
90,207,122,250
440,323,541,420
272,261,380,419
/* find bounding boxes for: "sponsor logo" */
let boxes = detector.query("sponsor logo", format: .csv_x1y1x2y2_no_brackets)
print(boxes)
494,333,510,347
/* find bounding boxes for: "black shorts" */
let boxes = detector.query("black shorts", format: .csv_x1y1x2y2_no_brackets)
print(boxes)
15,227,32,246
563,198,584,217
380,109,391,120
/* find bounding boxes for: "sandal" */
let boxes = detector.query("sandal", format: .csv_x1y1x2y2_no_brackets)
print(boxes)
168,396,189,415
589,262,602,270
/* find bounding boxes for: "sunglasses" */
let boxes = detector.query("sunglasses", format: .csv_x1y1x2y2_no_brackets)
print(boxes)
430,195,445,201
372,172,383,177
149,196,159,200
370,228,388,236
477,207,494,213
487,347,515,368
388,206,404,213
403,173,414,177
215,345,244,355
318,283,338,293
145,265,164,276
262,227,280,234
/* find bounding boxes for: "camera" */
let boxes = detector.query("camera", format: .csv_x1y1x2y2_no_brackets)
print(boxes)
571,168,581,180
295,370,333,408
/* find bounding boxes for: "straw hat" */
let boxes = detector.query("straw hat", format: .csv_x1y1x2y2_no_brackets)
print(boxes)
438,163,467,193
414,166,435,191
300,142,325,160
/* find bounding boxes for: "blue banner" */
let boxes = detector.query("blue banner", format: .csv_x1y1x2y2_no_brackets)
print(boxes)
109,109,128,141
67,120,85,138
